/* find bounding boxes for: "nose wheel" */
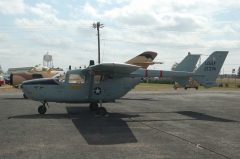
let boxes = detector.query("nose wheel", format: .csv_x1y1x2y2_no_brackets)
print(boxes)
38,102,48,114
38,105,47,114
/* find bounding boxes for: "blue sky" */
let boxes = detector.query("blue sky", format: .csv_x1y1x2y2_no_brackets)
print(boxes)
0,0,239,73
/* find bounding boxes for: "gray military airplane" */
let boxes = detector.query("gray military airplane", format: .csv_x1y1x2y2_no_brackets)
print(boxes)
21,51,228,116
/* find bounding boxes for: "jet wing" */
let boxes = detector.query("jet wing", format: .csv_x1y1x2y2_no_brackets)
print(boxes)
89,63,140,75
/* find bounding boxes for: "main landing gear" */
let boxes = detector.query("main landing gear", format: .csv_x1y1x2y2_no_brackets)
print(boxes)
38,102,48,114
89,101,107,116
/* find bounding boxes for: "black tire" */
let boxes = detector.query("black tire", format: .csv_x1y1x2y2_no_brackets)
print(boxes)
196,87,199,90
184,87,187,90
96,107,107,116
89,102,98,111
38,105,47,114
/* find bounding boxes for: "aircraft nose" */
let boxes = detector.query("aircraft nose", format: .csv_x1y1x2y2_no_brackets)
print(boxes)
20,84,23,89
20,83,25,89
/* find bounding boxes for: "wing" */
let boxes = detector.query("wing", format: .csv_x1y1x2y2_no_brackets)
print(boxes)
88,63,140,75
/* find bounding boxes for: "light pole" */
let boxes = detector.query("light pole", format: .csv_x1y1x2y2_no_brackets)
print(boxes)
93,22,104,64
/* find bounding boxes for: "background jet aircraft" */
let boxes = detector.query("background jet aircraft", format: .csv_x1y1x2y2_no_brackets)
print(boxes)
9,66,64,87
21,51,228,116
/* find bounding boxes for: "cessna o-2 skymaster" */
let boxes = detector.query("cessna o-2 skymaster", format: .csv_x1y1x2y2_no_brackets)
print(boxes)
21,51,228,116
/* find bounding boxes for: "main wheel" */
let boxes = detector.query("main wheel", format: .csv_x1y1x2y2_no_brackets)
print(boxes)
96,107,107,116
89,102,98,111
38,105,47,114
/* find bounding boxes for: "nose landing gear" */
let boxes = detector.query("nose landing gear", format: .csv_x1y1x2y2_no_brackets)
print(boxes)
38,102,48,114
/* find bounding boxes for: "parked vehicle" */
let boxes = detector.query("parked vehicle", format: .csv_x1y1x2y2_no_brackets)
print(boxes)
0,76,4,86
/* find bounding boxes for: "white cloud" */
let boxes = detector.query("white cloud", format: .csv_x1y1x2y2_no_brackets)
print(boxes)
30,34,74,48
82,2,98,18
1,0,240,73
0,0,25,14
0,33,9,42
29,3,58,18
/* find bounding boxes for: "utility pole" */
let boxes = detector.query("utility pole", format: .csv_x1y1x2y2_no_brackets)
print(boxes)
93,22,104,64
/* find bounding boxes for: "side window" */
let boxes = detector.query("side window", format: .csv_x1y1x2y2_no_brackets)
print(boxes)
32,74,43,79
68,74,85,84
94,75,104,84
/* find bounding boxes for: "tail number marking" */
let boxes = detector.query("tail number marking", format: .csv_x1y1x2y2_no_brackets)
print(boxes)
204,60,216,71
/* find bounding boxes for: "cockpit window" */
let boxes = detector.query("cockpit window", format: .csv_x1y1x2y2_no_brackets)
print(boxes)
68,74,85,84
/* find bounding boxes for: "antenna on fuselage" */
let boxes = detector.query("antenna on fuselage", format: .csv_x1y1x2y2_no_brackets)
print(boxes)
89,60,95,66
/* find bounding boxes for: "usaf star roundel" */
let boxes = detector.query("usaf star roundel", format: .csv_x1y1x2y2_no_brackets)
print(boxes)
94,87,102,95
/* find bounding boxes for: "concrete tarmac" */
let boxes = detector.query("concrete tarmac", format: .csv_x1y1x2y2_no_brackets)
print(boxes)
0,89,239,159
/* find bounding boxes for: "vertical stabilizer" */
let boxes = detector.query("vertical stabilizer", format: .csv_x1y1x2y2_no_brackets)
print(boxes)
126,51,158,69
173,53,200,87
194,51,228,87
175,53,200,72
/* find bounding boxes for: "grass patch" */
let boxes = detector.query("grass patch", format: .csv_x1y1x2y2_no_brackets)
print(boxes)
133,83,174,91
133,82,240,91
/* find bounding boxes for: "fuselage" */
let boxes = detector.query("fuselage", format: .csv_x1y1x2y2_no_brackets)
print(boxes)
21,69,141,103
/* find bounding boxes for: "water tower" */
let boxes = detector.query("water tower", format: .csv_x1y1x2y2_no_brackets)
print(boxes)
43,52,53,68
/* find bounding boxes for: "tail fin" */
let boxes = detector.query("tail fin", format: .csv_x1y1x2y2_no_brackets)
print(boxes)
194,51,228,87
175,53,200,72
173,53,200,87
126,51,158,69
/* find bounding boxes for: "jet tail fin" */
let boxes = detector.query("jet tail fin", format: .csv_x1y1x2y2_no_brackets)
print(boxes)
174,53,200,72
193,51,228,87
173,53,200,87
126,51,158,69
